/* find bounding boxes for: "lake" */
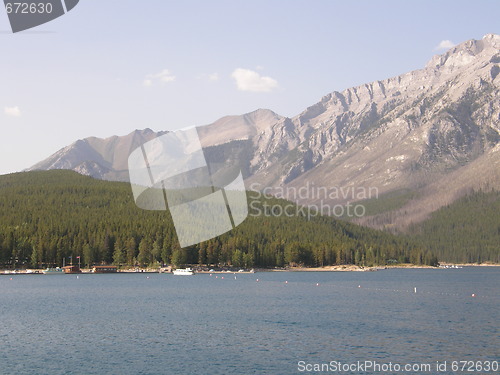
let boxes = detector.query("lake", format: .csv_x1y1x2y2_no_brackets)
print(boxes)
0,267,498,374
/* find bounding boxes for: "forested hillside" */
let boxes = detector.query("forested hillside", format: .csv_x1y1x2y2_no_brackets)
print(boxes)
408,190,500,263
0,171,436,269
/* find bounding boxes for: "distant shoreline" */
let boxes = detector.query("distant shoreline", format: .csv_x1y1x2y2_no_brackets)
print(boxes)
278,263,499,272
268,265,424,272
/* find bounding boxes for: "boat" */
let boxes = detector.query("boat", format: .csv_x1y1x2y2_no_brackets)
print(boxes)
62,265,81,274
172,268,194,276
92,265,117,273
42,267,64,275
3,270,19,274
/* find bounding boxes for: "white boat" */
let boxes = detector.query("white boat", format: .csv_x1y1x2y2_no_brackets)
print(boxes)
439,265,464,269
42,267,64,275
172,268,194,276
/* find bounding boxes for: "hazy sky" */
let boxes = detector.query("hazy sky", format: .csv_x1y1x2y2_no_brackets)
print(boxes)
1,0,499,174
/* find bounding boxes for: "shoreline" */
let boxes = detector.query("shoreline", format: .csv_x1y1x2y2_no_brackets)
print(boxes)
1,263,498,275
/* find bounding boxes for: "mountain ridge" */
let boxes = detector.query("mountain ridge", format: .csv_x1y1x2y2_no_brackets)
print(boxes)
27,34,500,229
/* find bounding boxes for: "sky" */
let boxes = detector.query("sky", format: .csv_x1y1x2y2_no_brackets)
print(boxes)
1,0,499,175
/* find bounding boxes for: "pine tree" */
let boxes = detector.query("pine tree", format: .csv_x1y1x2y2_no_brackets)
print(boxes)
112,239,125,267
137,238,151,266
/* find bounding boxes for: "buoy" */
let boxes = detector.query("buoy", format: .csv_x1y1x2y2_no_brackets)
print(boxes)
285,281,288,284
209,274,212,276
472,293,476,297
414,287,417,294
316,283,319,286
76,276,79,279
358,285,361,288
221,277,224,279
146,276,149,279
256,279,259,282
9,278,12,280
215,276,218,279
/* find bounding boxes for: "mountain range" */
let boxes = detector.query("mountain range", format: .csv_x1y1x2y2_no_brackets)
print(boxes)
27,34,500,230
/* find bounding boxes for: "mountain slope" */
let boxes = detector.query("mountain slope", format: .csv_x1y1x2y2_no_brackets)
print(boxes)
246,34,500,228
408,190,500,263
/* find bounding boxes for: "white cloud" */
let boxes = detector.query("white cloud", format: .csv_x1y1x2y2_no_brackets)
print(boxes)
231,68,278,92
434,40,456,51
4,106,21,117
208,73,219,82
144,69,176,87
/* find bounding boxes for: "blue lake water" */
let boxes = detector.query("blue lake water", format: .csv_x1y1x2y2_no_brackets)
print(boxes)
0,268,498,375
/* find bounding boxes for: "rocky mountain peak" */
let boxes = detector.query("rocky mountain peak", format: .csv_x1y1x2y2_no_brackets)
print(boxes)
426,34,499,74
